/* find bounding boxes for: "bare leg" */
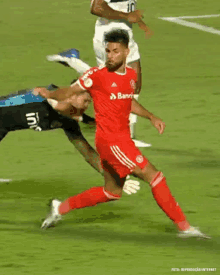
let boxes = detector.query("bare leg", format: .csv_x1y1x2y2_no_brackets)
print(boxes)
133,161,158,183
102,160,126,196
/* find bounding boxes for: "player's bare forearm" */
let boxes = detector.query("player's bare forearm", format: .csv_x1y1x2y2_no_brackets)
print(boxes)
91,0,128,20
34,83,89,112
131,99,166,134
49,87,73,101
131,98,154,120
34,83,84,101
64,130,103,175
137,19,154,38
91,0,144,23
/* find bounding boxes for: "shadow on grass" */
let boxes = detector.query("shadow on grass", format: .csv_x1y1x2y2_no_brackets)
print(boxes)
174,159,220,169
42,226,220,254
0,218,218,254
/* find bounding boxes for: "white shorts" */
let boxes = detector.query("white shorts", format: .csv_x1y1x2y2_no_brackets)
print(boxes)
93,38,140,66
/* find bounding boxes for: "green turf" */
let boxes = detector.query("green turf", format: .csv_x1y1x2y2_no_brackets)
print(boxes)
0,0,220,274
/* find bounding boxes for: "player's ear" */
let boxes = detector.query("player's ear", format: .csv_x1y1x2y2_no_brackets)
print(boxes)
125,47,130,58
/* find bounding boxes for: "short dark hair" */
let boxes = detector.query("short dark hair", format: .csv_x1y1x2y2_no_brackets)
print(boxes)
104,29,129,48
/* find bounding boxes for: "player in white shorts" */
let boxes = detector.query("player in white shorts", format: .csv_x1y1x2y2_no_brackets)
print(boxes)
92,0,141,66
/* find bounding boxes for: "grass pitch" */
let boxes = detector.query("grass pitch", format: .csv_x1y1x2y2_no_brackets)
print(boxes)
0,0,219,274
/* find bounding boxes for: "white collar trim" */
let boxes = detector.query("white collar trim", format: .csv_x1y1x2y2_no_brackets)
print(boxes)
115,68,127,75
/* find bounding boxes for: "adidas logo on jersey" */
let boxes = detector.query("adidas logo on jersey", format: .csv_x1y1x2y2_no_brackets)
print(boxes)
111,82,117,87
110,92,134,100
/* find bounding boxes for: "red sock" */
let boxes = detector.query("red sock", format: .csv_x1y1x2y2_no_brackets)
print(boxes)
150,172,190,231
59,186,120,215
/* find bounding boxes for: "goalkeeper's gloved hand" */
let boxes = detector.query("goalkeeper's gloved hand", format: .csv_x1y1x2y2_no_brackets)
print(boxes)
123,175,140,195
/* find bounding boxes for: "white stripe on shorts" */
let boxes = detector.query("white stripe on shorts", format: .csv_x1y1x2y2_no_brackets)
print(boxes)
110,146,131,168
110,145,136,170
114,146,136,167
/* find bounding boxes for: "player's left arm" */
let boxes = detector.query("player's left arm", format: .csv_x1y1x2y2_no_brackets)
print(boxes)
131,98,165,134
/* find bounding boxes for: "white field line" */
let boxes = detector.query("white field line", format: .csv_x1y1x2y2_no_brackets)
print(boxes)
176,14,220,19
0,178,12,183
159,15,220,36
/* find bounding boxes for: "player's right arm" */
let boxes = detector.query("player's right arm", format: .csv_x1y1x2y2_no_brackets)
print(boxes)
90,0,143,23
34,83,91,120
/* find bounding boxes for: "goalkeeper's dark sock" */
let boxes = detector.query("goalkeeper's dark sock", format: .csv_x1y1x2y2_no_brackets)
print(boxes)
150,172,190,231
59,186,120,215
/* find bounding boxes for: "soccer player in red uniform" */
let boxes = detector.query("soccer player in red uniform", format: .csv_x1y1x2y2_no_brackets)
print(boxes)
37,29,209,238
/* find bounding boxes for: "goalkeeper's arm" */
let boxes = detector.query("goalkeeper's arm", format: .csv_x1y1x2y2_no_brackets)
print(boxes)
64,129,103,175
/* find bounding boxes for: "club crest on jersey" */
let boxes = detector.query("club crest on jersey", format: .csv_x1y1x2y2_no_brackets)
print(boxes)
110,92,134,100
136,155,144,163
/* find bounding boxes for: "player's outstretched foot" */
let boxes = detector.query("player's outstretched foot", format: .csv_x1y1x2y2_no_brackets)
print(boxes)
47,48,79,60
46,48,80,67
41,199,62,229
178,226,211,239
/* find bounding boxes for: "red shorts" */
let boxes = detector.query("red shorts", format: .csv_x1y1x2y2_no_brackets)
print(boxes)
95,135,148,178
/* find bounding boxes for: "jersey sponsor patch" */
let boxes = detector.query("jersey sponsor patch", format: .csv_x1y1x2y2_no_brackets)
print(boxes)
110,92,134,100
83,77,93,88
110,93,117,100
26,112,42,131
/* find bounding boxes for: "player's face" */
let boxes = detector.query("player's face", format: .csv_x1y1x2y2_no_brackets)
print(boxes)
69,92,92,110
105,42,129,71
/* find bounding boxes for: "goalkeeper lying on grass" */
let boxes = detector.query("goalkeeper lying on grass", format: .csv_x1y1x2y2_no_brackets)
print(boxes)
0,81,140,194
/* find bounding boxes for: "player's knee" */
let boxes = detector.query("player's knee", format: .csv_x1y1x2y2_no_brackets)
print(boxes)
132,166,147,181
133,162,159,183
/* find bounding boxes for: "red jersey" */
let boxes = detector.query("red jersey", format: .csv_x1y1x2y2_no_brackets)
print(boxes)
78,66,137,140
